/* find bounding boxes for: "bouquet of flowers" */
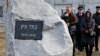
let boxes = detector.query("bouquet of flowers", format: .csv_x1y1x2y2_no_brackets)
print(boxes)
70,16,76,22
65,15,76,23
87,24,92,30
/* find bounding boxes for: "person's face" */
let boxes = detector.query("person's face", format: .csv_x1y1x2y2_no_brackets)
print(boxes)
66,7,72,14
78,8,83,14
87,13,91,18
96,8,100,13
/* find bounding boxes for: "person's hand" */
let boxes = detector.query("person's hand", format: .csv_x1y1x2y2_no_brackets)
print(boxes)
97,25,100,29
85,30,89,33
89,29,91,32
67,23,70,26
65,13,69,16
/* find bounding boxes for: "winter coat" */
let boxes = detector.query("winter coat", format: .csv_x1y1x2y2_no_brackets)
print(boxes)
93,12,100,34
76,13,84,32
61,12,77,35
75,13,84,50
81,17,95,45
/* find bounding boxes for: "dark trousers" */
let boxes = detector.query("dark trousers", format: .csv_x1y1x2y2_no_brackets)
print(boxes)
84,44,94,56
71,34,76,56
76,32,84,51
95,34,99,51
95,28,100,51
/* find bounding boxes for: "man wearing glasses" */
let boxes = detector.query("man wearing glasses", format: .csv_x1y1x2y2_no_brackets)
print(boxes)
93,6,100,51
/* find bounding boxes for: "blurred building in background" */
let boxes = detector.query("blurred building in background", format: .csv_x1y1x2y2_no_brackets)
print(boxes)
0,0,6,56
0,0,100,32
45,0,100,15
0,0,6,32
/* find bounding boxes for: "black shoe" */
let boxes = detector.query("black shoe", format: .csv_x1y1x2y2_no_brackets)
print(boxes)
78,47,84,52
73,54,75,56
95,48,99,51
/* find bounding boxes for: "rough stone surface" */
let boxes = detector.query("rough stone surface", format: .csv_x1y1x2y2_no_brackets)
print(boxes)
5,0,73,56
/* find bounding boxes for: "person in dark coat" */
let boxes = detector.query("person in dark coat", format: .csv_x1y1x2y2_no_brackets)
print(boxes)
76,6,84,51
93,6,100,51
82,11,95,56
61,6,77,56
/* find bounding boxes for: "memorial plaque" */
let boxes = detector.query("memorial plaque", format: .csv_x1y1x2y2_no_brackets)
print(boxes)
15,20,43,40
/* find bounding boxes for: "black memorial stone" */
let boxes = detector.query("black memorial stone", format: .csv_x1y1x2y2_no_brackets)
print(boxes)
15,20,43,40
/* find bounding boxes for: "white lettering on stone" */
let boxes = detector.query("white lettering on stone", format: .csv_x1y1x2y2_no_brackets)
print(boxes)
29,25,37,30
21,33,36,37
21,25,38,30
21,25,28,29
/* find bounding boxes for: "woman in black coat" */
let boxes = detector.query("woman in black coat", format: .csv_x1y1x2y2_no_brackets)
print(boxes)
81,11,95,56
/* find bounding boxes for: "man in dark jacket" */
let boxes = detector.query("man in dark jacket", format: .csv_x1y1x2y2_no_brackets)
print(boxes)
61,6,77,56
93,6,100,51
76,6,84,51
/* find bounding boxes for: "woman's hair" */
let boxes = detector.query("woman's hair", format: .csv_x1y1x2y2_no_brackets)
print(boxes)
85,11,92,18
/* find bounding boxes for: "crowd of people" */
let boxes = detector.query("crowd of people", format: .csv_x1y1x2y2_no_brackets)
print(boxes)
61,6,100,56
